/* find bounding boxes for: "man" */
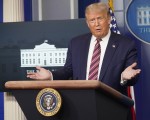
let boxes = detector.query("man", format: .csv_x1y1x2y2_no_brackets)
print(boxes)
27,2,141,96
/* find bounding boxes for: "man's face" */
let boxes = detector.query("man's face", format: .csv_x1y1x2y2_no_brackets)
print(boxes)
86,11,110,38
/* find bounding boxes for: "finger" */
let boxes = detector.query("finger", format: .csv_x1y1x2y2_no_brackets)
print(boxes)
27,72,36,75
27,74,36,79
131,69,141,78
129,62,137,68
135,69,141,74
36,66,42,71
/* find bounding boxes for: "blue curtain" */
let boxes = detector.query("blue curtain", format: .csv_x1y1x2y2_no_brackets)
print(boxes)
0,0,3,22
24,0,32,21
0,0,4,119
0,92,4,120
78,0,100,18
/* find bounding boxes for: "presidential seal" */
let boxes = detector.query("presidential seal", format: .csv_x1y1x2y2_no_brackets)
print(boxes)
36,88,62,116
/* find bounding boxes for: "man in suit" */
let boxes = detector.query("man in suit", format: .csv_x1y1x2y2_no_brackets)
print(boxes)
27,2,141,96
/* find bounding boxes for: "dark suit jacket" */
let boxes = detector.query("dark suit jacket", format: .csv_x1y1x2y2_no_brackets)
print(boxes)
53,32,138,95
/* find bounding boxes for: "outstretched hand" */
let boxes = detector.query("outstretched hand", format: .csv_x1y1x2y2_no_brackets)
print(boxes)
27,66,52,80
122,62,141,80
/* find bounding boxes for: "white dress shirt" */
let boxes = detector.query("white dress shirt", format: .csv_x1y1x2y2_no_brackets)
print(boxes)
86,30,111,80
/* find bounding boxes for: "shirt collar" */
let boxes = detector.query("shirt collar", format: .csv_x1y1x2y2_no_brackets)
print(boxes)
91,29,111,42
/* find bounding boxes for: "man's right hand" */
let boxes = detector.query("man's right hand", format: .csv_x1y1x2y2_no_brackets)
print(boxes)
27,66,52,80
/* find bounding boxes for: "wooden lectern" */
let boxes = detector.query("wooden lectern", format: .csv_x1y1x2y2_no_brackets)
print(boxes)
5,80,133,120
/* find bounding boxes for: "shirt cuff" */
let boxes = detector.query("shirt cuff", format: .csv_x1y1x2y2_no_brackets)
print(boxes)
120,73,127,86
48,70,53,80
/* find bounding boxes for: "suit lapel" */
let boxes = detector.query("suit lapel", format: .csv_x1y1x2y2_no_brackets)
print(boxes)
79,34,91,79
99,33,119,81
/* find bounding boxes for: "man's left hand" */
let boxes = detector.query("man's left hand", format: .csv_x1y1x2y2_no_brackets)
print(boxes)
122,62,141,80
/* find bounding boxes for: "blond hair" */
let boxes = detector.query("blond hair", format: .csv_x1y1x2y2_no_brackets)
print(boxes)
85,2,110,17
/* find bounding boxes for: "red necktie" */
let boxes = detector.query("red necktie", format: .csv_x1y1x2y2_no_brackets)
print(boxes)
88,39,101,80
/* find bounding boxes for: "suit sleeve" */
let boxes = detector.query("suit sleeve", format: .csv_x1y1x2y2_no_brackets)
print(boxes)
52,40,73,80
124,40,139,86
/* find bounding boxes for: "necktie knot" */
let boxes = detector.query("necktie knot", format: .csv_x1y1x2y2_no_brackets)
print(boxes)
96,38,102,42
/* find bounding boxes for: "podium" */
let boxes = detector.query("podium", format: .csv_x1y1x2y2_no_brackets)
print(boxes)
5,80,133,120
